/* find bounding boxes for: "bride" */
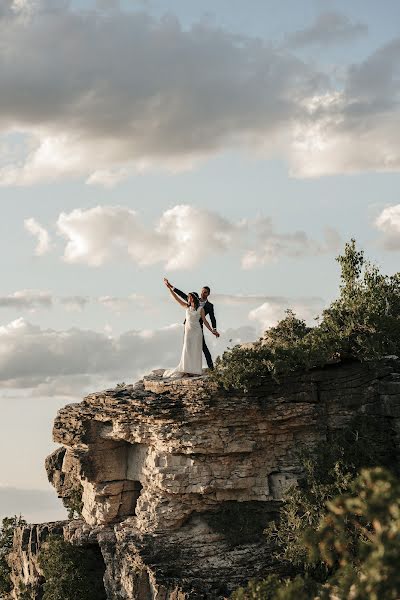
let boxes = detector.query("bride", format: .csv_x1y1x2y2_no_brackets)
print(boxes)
163,281,219,378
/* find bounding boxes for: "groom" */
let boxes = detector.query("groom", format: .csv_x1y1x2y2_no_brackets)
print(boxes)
164,279,219,369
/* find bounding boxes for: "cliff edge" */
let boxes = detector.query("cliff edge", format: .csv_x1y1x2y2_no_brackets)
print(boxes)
8,358,400,599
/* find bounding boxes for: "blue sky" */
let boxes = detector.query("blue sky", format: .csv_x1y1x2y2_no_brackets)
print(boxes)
1,0,400,521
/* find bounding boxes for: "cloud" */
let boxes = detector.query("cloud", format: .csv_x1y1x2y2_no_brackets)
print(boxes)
241,220,341,268
56,204,242,269
0,3,398,181
24,217,51,255
249,297,324,330
0,1,327,184
0,291,91,312
0,289,52,310
375,204,400,249
214,294,289,306
53,204,339,269
58,295,90,311
290,38,400,176
213,325,257,348
98,294,152,314
0,318,256,395
286,11,367,48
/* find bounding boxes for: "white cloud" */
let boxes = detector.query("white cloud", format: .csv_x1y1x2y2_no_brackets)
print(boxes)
0,291,92,312
56,204,241,269
0,318,255,396
53,204,339,270
24,217,51,255
0,4,398,180
286,11,367,48
0,289,52,310
0,1,326,183
98,294,151,314
213,325,257,349
249,297,324,331
241,220,341,268
375,204,400,249
214,294,289,306
290,38,400,177
58,296,90,311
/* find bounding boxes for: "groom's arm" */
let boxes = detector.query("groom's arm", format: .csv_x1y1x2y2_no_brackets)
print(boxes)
208,303,217,329
173,287,188,302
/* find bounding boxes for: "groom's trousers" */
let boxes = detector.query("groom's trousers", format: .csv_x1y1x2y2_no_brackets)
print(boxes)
202,334,213,369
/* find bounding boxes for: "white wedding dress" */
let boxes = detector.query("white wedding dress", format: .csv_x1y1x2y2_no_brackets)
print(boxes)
164,307,203,377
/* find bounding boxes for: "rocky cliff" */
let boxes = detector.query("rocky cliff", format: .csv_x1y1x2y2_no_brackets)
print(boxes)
8,358,400,599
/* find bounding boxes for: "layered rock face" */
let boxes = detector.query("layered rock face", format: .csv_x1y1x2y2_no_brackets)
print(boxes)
8,522,65,599
9,358,400,598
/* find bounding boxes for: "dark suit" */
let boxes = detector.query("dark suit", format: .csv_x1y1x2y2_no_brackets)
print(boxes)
173,287,216,369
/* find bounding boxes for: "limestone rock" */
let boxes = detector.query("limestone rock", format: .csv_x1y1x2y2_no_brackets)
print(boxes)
8,358,400,598
7,521,66,599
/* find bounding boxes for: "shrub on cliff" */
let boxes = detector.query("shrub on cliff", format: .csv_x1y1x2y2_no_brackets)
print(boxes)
232,574,318,599
233,468,400,600
214,240,400,391
232,418,397,600
38,536,106,600
267,417,395,573
62,483,84,520
304,467,400,599
0,515,26,598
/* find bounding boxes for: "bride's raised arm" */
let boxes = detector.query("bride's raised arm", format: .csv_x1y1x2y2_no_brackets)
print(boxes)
164,279,188,308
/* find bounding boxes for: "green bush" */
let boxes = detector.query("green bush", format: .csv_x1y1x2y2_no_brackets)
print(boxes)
266,417,395,574
213,240,400,391
0,515,26,597
232,574,318,600
233,468,400,600
231,418,397,600
62,483,84,520
39,536,106,600
305,467,400,600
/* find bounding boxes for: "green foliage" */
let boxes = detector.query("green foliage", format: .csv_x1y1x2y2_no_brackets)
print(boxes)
233,468,400,600
0,515,26,597
17,581,36,599
213,240,400,391
62,483,84,520
305,467,400,600
39,535,106,600
231,419,397,600
232,574,318,600
231,575,282,599
267,418,395,573
213,311,312,390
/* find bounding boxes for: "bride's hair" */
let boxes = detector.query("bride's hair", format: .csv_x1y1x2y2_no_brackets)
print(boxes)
187,292,200,310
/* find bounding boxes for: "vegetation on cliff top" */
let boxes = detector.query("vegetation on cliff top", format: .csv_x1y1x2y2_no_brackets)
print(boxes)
214,240,400,391
232,417,399,599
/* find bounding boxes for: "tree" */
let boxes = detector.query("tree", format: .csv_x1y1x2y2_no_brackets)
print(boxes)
267,417,395,573
233,468,400,600
213,240,400,391
305,468,400,600
39,536,106,600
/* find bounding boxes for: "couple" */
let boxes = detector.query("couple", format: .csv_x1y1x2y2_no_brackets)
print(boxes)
163,278,220,378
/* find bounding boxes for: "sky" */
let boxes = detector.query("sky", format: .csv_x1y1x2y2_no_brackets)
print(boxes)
1,0,400,522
